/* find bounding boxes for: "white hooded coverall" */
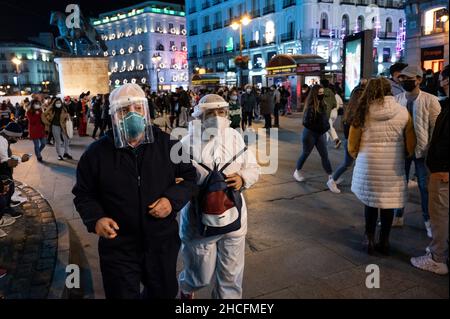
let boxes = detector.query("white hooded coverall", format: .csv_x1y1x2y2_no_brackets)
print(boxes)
178,127,260,299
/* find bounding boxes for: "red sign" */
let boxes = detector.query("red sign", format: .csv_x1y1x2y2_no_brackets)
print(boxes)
296,63,322,74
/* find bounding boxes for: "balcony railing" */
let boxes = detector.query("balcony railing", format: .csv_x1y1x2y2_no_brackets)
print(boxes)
340,0,354,4
422,26,446,36
263,39,276,46
249,40,261,48
319,29,331,37
263,4,275,15
356,0,369,5
202,25,211,33
224,18,232,27
280,32,295,42
202,49,212,56
189,29,198,36
213,47,224,55
202,1,210,9
318,0,334,3
283,0,296,7
213,22,223,30
250,9,261,18
188,6,197,14
378,31,397,39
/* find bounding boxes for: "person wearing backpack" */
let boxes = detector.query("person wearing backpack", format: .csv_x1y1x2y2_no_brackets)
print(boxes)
178,94,260,299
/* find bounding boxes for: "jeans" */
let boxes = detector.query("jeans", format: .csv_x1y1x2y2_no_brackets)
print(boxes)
428,174,449,263
394,156,429,221
32,138,46,158
296,128,332,175
332,139,354,181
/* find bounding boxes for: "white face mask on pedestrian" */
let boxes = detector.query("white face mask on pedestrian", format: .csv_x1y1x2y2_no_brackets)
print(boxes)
203,116,230,131
55,102,62,108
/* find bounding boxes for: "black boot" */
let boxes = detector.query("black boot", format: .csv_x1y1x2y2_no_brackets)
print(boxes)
364,206,378,255
376,209,394,256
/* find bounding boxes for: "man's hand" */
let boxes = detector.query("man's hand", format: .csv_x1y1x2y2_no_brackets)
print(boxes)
225,173,244,191
148,197,172,218
21,154,31,163
95,217,119,239
7,159,19,168
432,172,449,183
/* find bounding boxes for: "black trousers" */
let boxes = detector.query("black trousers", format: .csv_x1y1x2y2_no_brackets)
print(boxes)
99,234,181,299
0,180,14,219
364,206,394,240
264,114,272,128
241,111,253,130
274,103,281,127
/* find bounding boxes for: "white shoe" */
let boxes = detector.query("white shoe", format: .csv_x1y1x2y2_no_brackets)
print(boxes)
334,139,342,149
335,177,344,185
425,246,431,254
392,216,404,227
425,221,433,238
0,228,6,238
326,177,341,194
293,170,305,182
411,254,448,275
0,216,16,228
11,194,27,203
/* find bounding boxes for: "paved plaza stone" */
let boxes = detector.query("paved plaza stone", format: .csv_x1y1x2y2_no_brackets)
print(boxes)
4,115,449,299
0,182,57,299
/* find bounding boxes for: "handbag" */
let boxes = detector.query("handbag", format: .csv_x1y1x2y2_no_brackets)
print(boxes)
66,118,74,139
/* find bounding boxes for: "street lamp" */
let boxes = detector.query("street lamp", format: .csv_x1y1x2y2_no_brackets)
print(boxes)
11,57,22,96
42,81,50,92
230,14,251,88
152,53,162,92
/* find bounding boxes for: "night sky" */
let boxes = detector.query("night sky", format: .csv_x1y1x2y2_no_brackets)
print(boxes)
0,0,184,41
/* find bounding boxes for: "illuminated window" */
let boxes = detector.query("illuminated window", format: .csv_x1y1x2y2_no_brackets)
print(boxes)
423,7,448,35
265,21,275,43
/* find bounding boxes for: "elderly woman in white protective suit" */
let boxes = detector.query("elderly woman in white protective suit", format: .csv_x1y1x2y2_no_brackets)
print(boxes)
178,94,260,299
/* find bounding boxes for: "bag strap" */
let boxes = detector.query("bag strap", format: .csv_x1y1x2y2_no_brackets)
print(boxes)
219,147,248,173
189,152,212,172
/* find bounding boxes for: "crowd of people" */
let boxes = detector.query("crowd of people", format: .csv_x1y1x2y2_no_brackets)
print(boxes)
0,61,448,295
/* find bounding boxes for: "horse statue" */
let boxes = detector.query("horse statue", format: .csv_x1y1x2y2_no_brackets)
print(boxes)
50,9,107,55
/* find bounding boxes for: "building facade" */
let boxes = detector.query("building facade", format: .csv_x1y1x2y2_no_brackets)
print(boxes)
0,41,58,96
186,0,405,87
92,1,189,92
405,0,449,72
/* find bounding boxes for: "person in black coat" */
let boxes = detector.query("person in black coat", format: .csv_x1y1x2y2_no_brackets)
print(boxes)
411,64,449,275
72,84,198,299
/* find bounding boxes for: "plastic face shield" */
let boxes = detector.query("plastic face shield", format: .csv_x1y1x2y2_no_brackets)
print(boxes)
110,98,154,148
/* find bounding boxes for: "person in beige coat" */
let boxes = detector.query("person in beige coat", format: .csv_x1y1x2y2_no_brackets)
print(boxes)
42,98,73,161
348,78,416,256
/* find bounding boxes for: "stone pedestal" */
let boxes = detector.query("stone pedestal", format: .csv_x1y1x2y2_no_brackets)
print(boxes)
55,57,109,97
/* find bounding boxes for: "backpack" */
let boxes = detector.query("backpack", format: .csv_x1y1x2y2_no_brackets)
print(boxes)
192,147,247,237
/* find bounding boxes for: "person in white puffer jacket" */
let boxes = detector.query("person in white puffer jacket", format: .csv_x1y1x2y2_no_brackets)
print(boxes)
348,78,416,256
393,66,441,237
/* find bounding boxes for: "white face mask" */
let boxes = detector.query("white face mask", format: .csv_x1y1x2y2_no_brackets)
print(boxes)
203,116,230,131
230,95,238,101
246,89,251,94
55,103,62,108
33,104,41,109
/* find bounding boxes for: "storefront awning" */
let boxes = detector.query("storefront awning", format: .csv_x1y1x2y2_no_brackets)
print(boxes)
191,74,221,85
266,54,327,77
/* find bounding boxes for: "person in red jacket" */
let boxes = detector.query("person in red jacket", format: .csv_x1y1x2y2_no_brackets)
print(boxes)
26,99,46,162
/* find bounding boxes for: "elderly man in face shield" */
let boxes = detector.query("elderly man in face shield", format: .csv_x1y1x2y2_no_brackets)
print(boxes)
178,94,260,299
72,84,198,299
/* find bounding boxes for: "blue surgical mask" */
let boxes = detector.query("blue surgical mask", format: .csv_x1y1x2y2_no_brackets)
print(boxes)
121,112,146,139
